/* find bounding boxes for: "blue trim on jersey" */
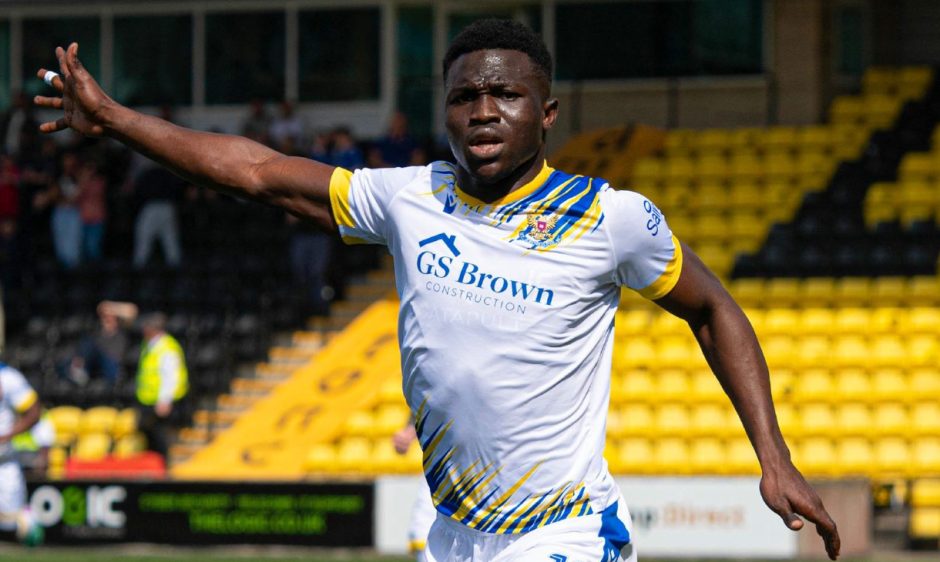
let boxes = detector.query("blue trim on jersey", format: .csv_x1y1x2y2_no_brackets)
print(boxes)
599,502,631,562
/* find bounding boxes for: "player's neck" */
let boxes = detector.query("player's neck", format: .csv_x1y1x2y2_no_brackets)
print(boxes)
457,151,546,204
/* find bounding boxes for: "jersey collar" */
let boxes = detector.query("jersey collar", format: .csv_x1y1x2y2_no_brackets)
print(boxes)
454,161,554,207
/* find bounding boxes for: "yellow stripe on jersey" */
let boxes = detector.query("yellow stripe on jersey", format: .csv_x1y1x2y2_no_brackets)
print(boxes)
455,161,554,207
328,167,371,244
15,390,37,413
637,235,684,300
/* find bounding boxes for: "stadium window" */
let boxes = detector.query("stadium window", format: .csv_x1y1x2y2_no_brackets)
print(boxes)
298,8,380,102
0,21,9,108
446,4,541,42
836,6,865,76
205,11,285,104
555,0,762,81
397,6,433,138
22,17,101,97
114,15,192,106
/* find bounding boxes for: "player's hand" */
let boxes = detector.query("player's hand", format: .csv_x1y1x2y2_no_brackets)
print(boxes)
34,42,115,137
393,425,417,455
760,461,840,560
155,402,172,418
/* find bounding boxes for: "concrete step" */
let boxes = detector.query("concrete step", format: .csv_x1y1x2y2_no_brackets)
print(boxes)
216,393,255,411
230,377,280,395
177,427,211,445
291,330,326,350
169,443,202,463
269,346,318,364
255,362,297,380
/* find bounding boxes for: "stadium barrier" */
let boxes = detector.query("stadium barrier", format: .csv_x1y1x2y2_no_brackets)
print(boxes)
25,477,869,556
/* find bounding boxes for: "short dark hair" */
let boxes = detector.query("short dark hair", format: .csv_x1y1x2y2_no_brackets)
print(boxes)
442,19,553,84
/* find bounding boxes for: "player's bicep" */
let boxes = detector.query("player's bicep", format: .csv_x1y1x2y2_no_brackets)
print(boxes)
653,242,728,322
252,154,338,232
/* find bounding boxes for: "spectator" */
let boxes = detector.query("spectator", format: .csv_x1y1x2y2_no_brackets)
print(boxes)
76,159,107,263
268,100,304,153
132,164,184,268
0,154,20,222
287,213,333,317
136,311,188,460
58,300,131,387
241,98,272,146
47,151,82,269
0,92,37,157
369,111,424,168
330,127,365,170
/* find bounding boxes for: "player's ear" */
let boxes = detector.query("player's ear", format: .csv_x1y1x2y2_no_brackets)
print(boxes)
542,97,559,131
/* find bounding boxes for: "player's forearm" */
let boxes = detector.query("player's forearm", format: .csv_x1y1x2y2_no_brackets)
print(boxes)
691,298,792,470
5,402,41,439
100,104,279,198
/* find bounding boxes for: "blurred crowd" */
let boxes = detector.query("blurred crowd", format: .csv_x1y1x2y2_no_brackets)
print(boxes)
0,93,432,326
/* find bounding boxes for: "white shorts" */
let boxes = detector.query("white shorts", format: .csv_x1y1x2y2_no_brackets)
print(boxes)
0,462,26,530
424,498,636,562
411,477,438,561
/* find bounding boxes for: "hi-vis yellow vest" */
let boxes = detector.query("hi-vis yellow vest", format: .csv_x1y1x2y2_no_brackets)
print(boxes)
136,334,189,405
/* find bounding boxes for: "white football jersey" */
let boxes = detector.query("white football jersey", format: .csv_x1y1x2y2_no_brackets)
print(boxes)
331,161,682,534
0,364,38,462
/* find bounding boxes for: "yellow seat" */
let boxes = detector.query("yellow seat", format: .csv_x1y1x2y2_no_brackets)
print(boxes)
836,403,872,437
371,439,418,474
374,404,411,437
728,211,764,242
689,438,725,474
655,404,691,437
697,129,733,154
874,437,910,476
793,368,834,402
871,336,907,368
899,152,937,182
912,403,940,436
906,307,940,334
665,157,695,183
764,309,800,336
913,438,940,475
696,157,730,183
620,404,654,437
764,127,799,150
653,437,690,474
606,406,629,438
830,96,864,125
862,67,895,95
873,402,909,436
730,151,763,180
335,437,373,473
799,403,835,437
764,152,797,182
798,126,833,151
909,277,940,306
836,437,873,477
908,335,938,368
911,369,940,399
616,309,652,336
864,94,902,128
775,403,799,437
762,335,795,367
378,377,403,403
872,277,907,305
616,339,655,370
690,370,725,403
730,279,765,307
834,280,872,306
656,370,691,402
343,411,374,437
864,182,899,227
728,182,764,212
617,438,654,475
690,404,731,437
48,406,82,447
910,507,940,538
617,369,656,404
113,408,138,439
726,437,759,475
113,432,147,458
833,336,868,368
796,437,836,477
632,159,664,184
869,307,904,334
833,308,871,335
766,280,801,307
834,368,872,402
799,282,835,308
796,335,830,368
79,406,118,436
303,444,337,472
72,433,112,461
655,337,696,370
912,480,940,507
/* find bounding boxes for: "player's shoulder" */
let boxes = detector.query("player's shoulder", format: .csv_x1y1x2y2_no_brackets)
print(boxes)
0,362,28,386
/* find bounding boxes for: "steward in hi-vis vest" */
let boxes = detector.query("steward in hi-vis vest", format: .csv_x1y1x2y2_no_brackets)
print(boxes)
136,333,188,406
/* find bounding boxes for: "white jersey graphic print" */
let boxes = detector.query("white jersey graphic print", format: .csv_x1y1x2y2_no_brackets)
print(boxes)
331,161,681,535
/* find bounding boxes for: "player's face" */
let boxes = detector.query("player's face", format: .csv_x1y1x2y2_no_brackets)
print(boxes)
444,49,557,188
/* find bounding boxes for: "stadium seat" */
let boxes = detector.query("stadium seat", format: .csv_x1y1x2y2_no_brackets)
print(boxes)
909,508,940,538
113,408,138,439
617,370,655,404
616,438,654,475
653,437,690,474
796,437,837,477
834,280,872,306
793,369,835,402
799,403,836,437
620,404,654,436
874,437,910,476
113,433,147,458
834,369,872,402
796,336,830,368
343,411,374,438
725,437,760,475
655,404,691,437
913,439,940,475
912,403,940,436
836,403,872,436
303,444,337,473
835,437,873,477
80,406,118,436
656,369,691,402
690,438,725,474
335,437,373,472
690,370,725,403
690,404,731,437
912,480,940,507
871,336,908,368
872,278,907,305
871,369,908,401
48,406,82,447
72,433,112,461
764,309,800,336
873,402,910,436
911,368,940,399
800,283,836,309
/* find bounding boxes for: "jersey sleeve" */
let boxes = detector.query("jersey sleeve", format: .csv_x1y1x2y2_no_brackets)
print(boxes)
602,188,684,300
2,368,37,413
329,165,423,245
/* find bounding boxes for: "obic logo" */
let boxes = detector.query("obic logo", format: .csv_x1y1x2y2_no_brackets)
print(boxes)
30,485,127,528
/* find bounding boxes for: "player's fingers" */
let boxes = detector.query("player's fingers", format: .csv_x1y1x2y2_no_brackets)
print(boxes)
55,46,72,80
36,68,64,92
33,95,64,110
67,43,84,75
38,118,68,134
769,497,804,530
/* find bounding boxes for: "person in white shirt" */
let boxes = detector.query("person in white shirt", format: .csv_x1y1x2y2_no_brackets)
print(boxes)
0,362,42,545
35,18,840,561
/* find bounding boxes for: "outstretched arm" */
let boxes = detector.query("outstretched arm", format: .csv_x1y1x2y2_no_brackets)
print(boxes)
655,244,841,560
34,43,336,230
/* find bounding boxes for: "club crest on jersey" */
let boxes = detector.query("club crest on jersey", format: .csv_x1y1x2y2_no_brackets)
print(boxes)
518,213,560,247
